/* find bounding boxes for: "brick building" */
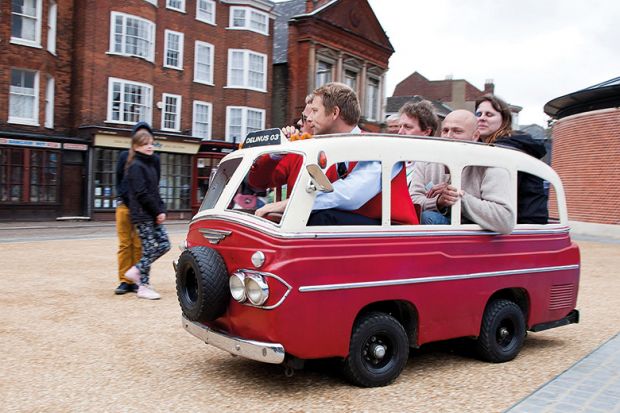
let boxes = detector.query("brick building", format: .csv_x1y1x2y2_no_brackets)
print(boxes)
1,0,275,221
271,0,393,132
389,71,522,130
544,77,620,225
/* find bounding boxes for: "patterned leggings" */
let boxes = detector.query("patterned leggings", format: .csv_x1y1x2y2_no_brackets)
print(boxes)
136,222,171,285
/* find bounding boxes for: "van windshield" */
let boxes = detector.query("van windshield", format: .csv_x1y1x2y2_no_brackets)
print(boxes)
199,157,242,211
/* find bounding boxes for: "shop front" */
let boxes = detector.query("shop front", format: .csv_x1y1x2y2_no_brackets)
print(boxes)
89,129,202,221
0,135,88,221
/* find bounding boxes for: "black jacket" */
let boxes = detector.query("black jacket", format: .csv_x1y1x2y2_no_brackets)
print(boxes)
495,133,548,224
127,152,166,224
116,150,160,206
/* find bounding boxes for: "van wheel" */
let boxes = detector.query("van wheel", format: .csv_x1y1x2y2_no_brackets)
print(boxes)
176,247,229,322
476,299,525,363
343,312,409,387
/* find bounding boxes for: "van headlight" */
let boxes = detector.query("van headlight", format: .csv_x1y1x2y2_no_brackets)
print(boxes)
229,272,246,302
245,273,269,306
229,270,269,306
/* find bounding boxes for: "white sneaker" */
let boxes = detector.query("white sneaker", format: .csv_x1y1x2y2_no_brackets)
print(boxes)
137,284,161,300
124,266,141,285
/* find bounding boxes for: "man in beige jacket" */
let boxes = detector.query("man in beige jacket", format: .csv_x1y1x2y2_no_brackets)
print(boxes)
410,110,515,234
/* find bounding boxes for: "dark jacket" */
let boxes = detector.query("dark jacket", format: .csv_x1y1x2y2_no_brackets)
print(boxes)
116,150,160,206
495,133,548,224
127,152,166,224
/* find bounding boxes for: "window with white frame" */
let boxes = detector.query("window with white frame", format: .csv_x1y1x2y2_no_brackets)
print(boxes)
226,107,265,142
227,49,267,91
192,101,212,139
365,77,380,120
344,69,358,92
144,0,157,5
229,7,268,35
166,0,185,12
109,12,155,62
45,76,54,128
162,94,182,131
107,77,153,125
316,60,333,88
9,69,39,125
11,0,42,47
164,30,184,69
194,41,214,84
196,0,215,24
47,1,57,54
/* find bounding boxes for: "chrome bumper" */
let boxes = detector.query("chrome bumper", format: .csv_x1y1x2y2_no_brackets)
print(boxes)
182,316,285,364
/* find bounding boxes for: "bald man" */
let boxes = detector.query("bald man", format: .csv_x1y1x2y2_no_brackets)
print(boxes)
411,110,515,233
440,109,480,141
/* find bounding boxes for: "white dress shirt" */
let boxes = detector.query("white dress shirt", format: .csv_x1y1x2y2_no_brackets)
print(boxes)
313,127,402,210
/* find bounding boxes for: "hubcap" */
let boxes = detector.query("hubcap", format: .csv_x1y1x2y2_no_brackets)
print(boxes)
371,344,387,359
497,320,515,347
362,334,392,369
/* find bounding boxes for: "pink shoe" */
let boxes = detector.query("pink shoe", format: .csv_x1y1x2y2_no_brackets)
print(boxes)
137,284,161,300
124,266,141,285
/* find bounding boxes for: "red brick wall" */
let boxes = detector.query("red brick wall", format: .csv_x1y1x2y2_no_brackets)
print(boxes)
285,1,392,125
0,0,74,135
550,108,620,224
72,1,273,137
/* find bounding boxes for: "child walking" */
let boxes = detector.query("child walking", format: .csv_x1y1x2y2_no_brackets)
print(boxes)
123,122,171,300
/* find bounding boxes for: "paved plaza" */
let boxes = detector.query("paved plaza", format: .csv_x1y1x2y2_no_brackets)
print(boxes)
0,220,618,412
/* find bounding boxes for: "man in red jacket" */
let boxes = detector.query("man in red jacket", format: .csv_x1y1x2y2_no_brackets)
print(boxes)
256,82,418,226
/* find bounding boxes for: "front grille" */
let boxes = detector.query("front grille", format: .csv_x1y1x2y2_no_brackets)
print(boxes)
549,283,576,310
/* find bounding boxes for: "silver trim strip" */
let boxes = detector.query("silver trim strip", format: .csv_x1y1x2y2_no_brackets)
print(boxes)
298,264,580,293
182,316,285,364
191,215,571,240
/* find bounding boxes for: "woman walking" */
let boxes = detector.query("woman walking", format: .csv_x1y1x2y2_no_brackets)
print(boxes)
124,122,171,299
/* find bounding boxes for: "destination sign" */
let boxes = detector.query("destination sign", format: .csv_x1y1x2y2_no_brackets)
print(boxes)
242,128,283,148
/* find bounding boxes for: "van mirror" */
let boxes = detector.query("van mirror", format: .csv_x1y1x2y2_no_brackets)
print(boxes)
306,164,333,193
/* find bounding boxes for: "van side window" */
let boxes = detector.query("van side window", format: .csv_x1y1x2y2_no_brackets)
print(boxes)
307,160,383,226
459,165,515,234
407,160,452,225
514,171,549,224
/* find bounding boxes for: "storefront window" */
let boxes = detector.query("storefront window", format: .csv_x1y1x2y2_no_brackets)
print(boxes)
93,148,191,211
0,147,58,203
159,152,191,210
93,148,119,209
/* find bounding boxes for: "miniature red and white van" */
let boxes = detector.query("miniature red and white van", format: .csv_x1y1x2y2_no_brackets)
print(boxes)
175,130,580,387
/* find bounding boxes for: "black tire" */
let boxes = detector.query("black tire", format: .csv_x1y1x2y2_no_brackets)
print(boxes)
475,299,526,363
176,247,229,322
343,312,409,387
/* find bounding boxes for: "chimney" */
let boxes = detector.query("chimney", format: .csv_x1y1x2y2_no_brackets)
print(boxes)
484,79,495,94
306,0,319,13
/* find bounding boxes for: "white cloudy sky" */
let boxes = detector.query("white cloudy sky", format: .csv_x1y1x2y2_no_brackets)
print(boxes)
367,0,620,126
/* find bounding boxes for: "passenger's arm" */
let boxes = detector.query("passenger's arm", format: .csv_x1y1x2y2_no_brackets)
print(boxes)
460,167,515,234
409,162,442,212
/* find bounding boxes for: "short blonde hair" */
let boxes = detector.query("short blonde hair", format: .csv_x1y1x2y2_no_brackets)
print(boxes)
313,82,360,126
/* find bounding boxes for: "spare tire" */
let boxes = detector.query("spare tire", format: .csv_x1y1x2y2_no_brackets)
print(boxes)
176,247,229,322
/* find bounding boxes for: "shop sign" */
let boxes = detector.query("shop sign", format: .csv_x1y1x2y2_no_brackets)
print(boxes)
63,143,88,151
94,134,201,154
0,138,61,149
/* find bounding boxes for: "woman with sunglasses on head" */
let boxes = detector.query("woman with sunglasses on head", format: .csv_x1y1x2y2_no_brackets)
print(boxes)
475,94,548,224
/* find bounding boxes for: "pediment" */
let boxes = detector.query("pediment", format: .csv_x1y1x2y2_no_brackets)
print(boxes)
313,0,393,51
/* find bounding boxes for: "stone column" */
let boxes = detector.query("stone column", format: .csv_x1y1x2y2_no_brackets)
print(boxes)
336,52,343,83
359,62,367,117
307,42,316,94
